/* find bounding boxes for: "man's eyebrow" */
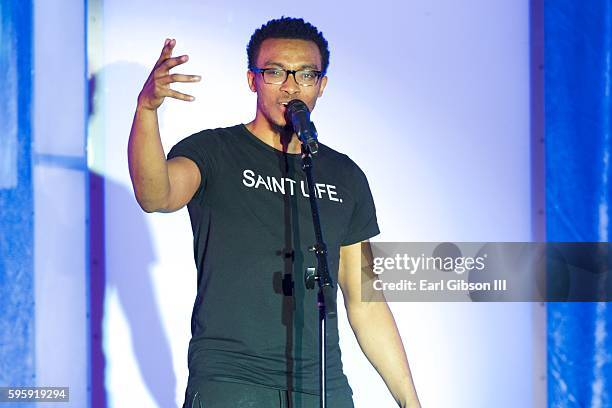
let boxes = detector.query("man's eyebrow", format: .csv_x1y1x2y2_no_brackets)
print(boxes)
262,61,321,70
299,63,321,70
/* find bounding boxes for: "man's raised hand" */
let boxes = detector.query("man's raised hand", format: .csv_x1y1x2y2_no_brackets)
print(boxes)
137,38,201,111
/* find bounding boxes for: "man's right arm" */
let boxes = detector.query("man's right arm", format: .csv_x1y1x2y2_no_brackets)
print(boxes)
127,38,202,213
128,107,200,213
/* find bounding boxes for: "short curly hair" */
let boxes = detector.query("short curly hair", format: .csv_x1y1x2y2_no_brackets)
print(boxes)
247,17,330,75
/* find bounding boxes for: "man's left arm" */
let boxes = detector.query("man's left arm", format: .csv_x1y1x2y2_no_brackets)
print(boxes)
338,241,421,408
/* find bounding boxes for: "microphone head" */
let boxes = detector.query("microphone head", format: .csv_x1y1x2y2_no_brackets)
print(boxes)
284,99,318,154
286,99,310,115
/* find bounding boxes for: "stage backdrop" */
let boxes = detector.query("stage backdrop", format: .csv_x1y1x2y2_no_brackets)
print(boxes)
0,0,89,406
89,1,534,407
545,1,612,406
0,0,35,402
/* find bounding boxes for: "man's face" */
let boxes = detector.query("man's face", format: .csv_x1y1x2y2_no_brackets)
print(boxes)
247,38,328,128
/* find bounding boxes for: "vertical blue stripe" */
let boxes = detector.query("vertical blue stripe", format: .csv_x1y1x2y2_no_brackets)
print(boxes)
545,0,612,406
0,0,34,396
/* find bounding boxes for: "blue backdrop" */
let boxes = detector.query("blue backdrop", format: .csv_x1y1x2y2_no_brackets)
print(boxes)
546,1,612,406
0,0,34,397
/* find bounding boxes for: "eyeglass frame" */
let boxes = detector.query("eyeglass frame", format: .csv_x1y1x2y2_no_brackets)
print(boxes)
251,67,324,87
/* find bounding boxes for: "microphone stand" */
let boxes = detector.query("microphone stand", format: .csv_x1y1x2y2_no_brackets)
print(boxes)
301,139,337,408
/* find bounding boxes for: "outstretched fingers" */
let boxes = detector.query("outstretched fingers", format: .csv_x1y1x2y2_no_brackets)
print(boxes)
154,38,175,68
138,38,200,109
158,73,202,85
162,88,196,102
162,54,190,70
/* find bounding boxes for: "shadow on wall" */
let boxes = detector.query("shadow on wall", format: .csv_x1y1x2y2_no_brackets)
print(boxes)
89,60,177,408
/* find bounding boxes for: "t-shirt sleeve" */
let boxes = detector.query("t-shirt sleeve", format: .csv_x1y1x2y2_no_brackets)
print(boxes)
167,131,216,205
341,162,380,246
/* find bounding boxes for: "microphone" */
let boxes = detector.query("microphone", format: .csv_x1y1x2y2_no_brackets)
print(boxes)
285,99,319,154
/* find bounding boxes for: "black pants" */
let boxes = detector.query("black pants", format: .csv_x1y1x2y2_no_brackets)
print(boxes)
183,380,354,408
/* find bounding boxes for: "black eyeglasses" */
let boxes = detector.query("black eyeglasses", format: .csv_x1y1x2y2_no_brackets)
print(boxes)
251,67,323,87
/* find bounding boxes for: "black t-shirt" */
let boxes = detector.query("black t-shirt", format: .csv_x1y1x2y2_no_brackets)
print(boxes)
168,124,379,395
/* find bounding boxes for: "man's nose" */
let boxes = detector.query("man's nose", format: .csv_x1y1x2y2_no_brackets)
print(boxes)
280,72,300,94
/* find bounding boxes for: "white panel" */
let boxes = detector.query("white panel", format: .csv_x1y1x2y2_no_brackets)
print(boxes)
34,165,87,407
33,0,86,157
32,1,89,407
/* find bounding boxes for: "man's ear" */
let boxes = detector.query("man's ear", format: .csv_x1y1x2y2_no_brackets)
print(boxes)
247,70,257,92
317,75,328,98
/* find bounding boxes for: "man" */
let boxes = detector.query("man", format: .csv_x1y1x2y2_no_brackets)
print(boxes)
128,17,420,408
